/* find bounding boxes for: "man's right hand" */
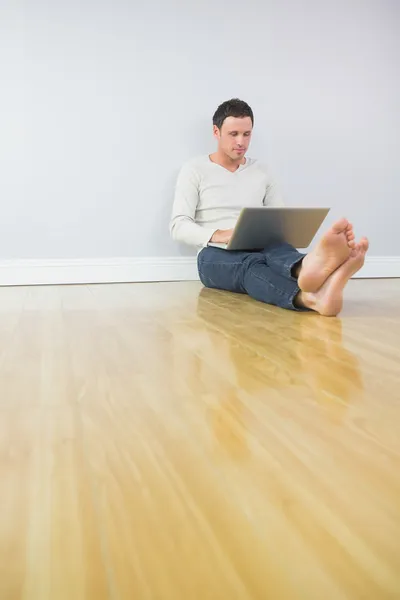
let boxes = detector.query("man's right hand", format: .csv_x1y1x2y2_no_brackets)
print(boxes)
210,229,234,244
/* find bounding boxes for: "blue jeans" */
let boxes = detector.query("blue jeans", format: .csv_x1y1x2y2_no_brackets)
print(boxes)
197,243,308,311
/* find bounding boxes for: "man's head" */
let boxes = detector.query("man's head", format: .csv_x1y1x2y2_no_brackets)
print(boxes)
212,98,254,161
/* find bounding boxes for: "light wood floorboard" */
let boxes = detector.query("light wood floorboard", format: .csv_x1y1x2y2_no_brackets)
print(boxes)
1,279,399,599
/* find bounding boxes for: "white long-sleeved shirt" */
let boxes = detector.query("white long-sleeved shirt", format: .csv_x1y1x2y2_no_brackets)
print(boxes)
169,155,284,248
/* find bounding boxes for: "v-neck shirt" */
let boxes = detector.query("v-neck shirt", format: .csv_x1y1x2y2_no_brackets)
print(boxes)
170,155,284,247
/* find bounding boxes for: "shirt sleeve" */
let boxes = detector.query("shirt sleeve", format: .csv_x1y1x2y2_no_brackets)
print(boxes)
262,166,285,207
169,163,217,247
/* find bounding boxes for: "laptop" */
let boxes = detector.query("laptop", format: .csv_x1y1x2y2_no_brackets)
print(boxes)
207,207,330,251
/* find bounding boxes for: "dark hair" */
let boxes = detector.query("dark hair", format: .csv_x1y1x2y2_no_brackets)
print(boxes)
212,98,254,130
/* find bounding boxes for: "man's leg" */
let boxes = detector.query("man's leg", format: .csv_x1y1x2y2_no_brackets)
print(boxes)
197,247,308,311
261,218,356,293
296,238,369,316
197,237,369,317
255,235,369,315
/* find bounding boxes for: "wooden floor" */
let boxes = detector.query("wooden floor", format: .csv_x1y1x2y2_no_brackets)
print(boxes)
1,279,400,600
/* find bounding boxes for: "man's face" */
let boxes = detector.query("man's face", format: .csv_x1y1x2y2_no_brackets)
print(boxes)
213,116,253,161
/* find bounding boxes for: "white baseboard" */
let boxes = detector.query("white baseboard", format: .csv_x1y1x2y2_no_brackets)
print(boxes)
0,256,399,287
356,257,400,279
0,257,199,287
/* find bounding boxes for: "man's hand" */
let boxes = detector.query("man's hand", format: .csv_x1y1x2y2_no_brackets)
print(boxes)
210,229,234,244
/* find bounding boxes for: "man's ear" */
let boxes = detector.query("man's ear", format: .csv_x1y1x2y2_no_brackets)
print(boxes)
213,125,220,140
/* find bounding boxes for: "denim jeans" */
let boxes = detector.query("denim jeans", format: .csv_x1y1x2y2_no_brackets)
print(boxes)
197,243,308,311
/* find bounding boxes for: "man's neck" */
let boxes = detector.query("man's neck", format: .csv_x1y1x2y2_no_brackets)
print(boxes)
209,151,245,173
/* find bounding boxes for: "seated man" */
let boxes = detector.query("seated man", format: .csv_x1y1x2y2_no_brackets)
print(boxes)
170,98,369,316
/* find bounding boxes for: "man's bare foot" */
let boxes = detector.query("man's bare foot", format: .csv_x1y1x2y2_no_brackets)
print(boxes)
298,219,355,292
297,238,369,316
346,223,356,249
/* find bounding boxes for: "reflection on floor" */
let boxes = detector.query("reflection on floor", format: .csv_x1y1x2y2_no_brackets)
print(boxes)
1,279,399,599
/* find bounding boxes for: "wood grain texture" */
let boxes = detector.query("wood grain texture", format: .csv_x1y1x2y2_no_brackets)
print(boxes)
0,280,399,599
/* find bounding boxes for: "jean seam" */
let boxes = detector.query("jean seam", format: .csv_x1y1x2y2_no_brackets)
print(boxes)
198,269,219,289
199,261,243,267
251,270,291,299
266,256,304,282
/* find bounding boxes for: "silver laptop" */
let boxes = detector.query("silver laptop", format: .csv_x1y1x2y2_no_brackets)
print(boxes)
207,207,330,251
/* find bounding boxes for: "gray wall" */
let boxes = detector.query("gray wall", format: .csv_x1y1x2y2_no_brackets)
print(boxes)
1,0,399,259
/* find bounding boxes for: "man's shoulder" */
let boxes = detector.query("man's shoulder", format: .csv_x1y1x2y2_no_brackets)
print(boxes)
179,155,210,173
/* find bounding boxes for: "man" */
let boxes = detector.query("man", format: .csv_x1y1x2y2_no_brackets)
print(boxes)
170,99,369,316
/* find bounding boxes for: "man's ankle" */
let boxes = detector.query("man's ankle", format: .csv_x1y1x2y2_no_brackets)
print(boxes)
291,258,305,279
295,291,316,310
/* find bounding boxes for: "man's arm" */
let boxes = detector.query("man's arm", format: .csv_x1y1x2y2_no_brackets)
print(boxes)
169,163,217,247
262,167,285,207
